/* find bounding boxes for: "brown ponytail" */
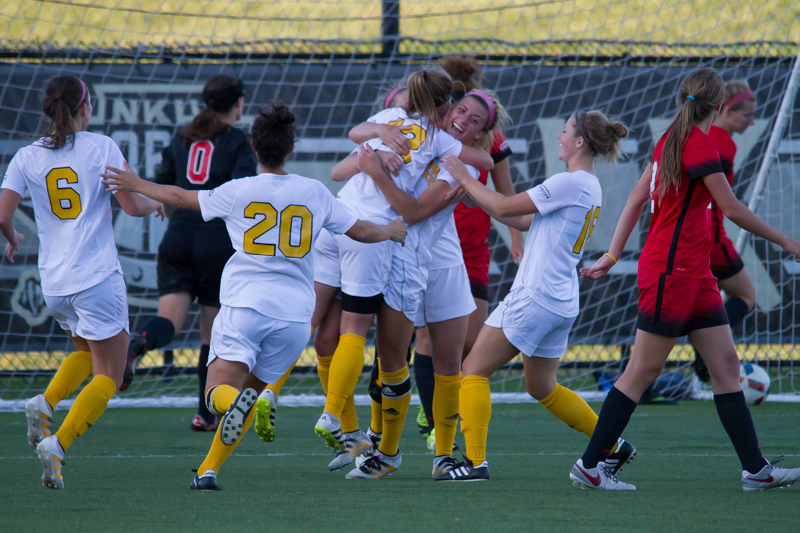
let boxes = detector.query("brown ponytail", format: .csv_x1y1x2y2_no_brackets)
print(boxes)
657,68,725,200
251,101,296,168
41,75,87,150
406,66,453,147
181,74,244,148
574,110,628,163
440,55,487,97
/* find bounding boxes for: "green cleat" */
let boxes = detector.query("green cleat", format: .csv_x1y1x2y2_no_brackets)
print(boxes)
255,389,277,443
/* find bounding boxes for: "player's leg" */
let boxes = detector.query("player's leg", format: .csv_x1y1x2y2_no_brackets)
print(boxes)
191,304,221,431
463,296,489,359
413,326,435,436
717,268,756,324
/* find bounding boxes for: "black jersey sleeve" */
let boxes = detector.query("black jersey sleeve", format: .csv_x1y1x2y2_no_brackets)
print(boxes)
230,133,257,179
154,143,177,185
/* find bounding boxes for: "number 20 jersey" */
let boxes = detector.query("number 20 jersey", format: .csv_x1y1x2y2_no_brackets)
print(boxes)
2,132,126,297
512,170,602,318
197,173,358,323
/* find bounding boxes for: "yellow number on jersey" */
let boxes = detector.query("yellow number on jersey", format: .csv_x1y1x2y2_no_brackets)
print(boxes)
573,206,600,254
46,167,82,220
388,118,426,164
243,203,313,258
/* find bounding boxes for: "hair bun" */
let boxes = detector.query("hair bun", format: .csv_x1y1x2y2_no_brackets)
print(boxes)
612,122,628,139
274,104,295,126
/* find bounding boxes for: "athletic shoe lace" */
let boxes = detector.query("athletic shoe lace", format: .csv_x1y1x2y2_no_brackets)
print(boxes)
769,455,785,466
360,454,383,473
602,465,622,484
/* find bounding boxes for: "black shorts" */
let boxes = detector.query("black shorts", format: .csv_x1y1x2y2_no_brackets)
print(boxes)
157,220,234,307
469,277,489,301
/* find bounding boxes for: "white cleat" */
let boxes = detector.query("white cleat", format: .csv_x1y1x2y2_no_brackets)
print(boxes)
328,429,373,471
26,394,53,449
742,456,800,491
345,449,401,479
366,427,381,450
432,455,457,478
315,412,345,451
219,388,257,446
36,435,65,490
255,389,278,443
570,459,636,491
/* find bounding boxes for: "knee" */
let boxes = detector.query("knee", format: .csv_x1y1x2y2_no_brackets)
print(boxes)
314,331,339,358
432,353,461,377
199,325,212,345
526,379,556,402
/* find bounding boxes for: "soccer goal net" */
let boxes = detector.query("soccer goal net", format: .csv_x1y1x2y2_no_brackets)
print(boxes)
1,1,800,409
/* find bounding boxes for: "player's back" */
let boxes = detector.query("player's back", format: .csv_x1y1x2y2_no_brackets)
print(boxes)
2,132,124,296
197,173,356,322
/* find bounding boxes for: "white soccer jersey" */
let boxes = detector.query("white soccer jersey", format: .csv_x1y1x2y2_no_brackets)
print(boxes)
512,170,602,318
1,132,125,297
197,173,357,323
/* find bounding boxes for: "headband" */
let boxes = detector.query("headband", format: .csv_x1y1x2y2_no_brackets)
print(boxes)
724,88,755,108
384,87,406,110
465,90,495,127
203,79,246,112
73,80,87,111
575,112,597,154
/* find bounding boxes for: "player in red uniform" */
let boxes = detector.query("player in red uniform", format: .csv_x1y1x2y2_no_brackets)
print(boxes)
571,68,800,491
693,80,757,381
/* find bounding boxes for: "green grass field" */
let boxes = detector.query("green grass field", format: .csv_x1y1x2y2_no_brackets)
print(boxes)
2,401,799,532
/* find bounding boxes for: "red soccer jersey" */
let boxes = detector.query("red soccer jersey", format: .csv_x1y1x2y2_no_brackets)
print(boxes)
639,126,724,278
454,131,513,282
707,125,737,243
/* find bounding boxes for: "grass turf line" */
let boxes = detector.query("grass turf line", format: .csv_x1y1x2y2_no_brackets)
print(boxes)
2,402,799,532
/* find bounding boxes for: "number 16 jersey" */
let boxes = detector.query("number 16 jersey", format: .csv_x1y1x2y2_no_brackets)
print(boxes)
198,173,358,323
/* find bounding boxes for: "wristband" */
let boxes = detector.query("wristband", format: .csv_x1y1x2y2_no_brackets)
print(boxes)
603,252,617,264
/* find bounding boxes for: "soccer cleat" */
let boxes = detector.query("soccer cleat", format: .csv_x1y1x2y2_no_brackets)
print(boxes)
570,459,636,491
255,389,278,443
426,428,460,453
315,412,345,451
25,394,53,449
367,427,382,450
742,456,800,492
328,429,374,471
120,334,147,392
219,388,257,446
36,436,65,490
432,455,457,478
345,449,401,479
190,414,218,432
417,404,430,436
605,438,637,476
190,470,219,491
434,455,489,482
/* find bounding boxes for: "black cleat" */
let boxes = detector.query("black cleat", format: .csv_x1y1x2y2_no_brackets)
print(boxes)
434,455,489,482
120,334,147,392
191,470,219,491
605,438,637,476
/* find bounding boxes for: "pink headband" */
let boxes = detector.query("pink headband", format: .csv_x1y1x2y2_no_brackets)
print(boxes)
724,88,755,108
465,90,495,127
74,80,87,111
384,87,406,110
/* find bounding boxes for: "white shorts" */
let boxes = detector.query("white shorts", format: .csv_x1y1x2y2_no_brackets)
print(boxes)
209,305,311,385
44,272,130,341
485,288,576,359
414,264,476,327
313,228,341,288
383,255,427,322
338,212,394,298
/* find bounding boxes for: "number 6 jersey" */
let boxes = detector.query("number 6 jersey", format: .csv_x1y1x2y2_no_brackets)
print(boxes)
197,173,358,322
513,170,602,318
1,132,126,297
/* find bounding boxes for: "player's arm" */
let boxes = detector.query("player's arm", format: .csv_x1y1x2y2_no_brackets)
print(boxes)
102,162,199,212
580,162,653,280
345,217,407,246
456,144,494,171
489,158,526,262
0,189,25,263
349,122,410,156
704,172,800,259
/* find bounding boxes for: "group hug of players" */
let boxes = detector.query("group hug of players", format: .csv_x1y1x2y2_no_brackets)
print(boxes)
3,58,800,492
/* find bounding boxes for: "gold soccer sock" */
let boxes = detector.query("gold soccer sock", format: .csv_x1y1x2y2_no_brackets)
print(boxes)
370,362,383,434
198,402,256,475
433,372,462,457
317,355,333,393
341,395,360,434
44,350,93,410
378,365,411,456
206,384,239,417
460,375,491,464
267,359,298,397
540,383,599,439
323,334,365,418
54,374,116,451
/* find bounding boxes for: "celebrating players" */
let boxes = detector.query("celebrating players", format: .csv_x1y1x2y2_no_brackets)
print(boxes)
1,75,164,489
572,68,800,491
100,101,408,491
122,74,257,433
435,111,635,482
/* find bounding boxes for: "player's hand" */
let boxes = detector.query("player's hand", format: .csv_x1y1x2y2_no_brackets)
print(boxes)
386,217,408,246
511,241,525,264
4,230,24,263
579,254,616,280
154,204,167,221
446,184,470,205
377,124,410,156
356,144,390,179
376,150,403,177
782,238,800,262
100,161,143,192
440,155,471,183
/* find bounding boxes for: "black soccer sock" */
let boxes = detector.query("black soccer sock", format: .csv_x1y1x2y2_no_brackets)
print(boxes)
725,297,750,328
197,344,214,423
414,352,435,427
714,391,768,473
140,316,175,351
581,387,637,469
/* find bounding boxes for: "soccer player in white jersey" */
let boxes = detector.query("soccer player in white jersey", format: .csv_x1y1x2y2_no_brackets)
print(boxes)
310,66,494,474
433,111,636,482
100,101,407,491
350,89,511,479
0,75,164,489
